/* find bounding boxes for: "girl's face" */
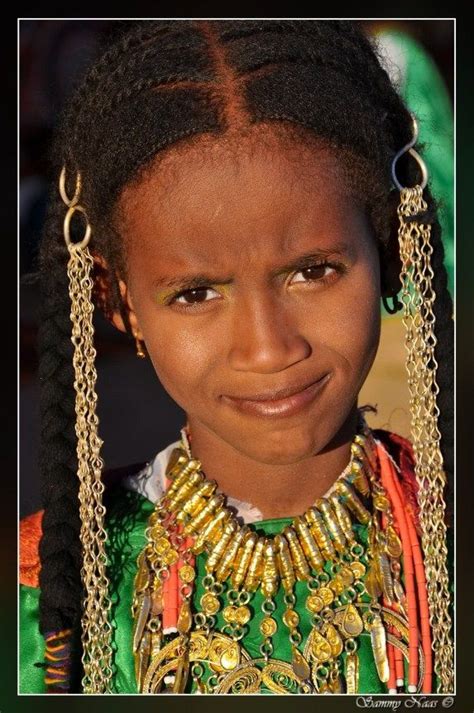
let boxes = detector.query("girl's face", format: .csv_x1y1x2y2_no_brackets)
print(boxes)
114,132,382,465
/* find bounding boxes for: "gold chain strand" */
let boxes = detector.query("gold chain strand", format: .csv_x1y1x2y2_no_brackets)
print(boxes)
61,165,114,694
173,537,195,693
397,185,454,692
259,596,277,663
67,247,114,692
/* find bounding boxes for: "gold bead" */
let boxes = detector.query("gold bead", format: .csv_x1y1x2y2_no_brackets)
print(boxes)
165,447,192,478
305,507,337,560
318,586,335,606
335,481,371,524
149,524,166,539
215,527,249,582
244,538,265,592
219,642,240,672
338,565,354,587
223,605,238,623
293,516,325,572
162,548,179,566
260,617,277,637
306,594,324,613
315,499,347,553
283,527,310,581
175,480,217,520
261,539,279,598
328,576,344,595
234,605,251,626
274,533,296,593
191,509,228,553
200,592,220,615
167,471,203,511
231,532,258,589
374,494,390,512
178,564,195,583
184,494,226,536
165,458,201,498
205,518,238,573
177,599,192,634
350,561,366,579
350,457,371,496
153,536,171,555
282,608,300,629
328,494,355,542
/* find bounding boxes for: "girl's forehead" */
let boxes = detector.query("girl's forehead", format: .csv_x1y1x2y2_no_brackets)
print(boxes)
116,136,373,275
118,129,356,230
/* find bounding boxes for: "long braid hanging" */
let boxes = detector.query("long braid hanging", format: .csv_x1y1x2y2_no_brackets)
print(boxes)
59,166,114,693
391,114,454,693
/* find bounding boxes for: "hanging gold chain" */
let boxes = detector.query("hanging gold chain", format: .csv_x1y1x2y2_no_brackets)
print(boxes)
397,185,454,693
61,167,114,693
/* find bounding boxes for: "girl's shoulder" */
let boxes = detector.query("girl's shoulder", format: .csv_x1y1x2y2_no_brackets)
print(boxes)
19,508,43,588
372,427,453,537
19,461,149,589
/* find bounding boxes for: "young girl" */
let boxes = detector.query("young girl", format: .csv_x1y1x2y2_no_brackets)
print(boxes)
20,19,454,695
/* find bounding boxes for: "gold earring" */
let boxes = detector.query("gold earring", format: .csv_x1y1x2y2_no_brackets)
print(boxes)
133,329,146,358
59,165,113,694
391,114,453,693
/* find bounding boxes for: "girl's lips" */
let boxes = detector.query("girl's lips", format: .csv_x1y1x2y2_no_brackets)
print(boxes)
221,373,331,418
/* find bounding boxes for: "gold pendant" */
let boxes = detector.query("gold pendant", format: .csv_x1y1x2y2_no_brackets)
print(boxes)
291,645,311,681
340,603,364,638
208,634,241,672
177,599,193,634
345,651,359,694
134,629,151,693
330,672,344,693
323,623,343,657
370,613,390,683
385,525,403,558
308,629,332,663
365,561,383,599
132,592,151,653
378,550,395,604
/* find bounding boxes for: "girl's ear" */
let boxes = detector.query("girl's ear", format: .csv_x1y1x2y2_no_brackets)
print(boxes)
92,254,143,338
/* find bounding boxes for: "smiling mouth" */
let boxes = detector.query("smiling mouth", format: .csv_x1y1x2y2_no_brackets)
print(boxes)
221,373,331,418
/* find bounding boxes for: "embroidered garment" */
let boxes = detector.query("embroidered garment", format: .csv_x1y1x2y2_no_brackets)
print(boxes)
19,429,453,694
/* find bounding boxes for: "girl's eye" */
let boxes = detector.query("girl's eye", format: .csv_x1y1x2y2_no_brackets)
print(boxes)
290,263,338,284
170,286,220,306
167,263,341,309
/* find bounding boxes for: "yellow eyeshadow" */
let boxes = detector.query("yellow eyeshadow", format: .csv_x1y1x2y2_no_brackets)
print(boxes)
155,289,176,305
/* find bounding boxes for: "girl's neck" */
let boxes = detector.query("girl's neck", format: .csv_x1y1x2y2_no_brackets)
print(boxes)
184,407,359,520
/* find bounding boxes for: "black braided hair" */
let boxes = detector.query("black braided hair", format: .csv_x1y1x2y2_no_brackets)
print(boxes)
36,20,453,691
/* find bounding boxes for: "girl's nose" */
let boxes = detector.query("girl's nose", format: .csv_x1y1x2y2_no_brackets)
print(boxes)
228,291,312,374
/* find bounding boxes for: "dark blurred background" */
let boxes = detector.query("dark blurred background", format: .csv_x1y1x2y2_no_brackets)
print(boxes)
19,20,454,517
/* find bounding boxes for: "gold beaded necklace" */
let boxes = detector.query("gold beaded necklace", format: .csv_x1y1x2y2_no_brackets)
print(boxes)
131,417,417,694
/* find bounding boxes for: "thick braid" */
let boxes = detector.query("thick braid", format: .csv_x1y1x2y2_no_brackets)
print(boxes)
37,188,84,690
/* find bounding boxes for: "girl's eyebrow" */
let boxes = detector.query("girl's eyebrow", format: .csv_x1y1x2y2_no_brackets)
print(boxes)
153,244,351,291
